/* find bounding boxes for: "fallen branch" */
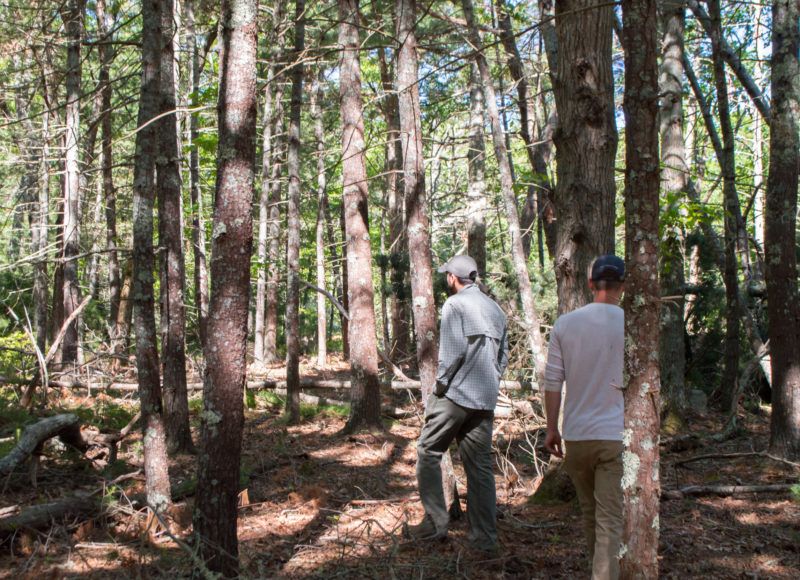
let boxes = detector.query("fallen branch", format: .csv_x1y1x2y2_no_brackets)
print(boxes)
0,496,97,538
673,451,800,470
0,414,82,477
661,484,796,500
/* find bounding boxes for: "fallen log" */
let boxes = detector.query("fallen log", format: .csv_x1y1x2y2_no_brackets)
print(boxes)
0,496,97,538
661,484,797,500
0,414,81,477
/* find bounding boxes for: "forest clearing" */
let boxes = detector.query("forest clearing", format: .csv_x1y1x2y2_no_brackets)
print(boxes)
1,356,798,579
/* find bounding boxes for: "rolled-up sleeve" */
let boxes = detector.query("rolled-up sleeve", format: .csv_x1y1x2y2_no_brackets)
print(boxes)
544,324,565,393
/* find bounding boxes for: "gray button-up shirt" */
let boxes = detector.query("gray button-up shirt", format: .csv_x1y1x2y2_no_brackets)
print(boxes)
436,284,508,410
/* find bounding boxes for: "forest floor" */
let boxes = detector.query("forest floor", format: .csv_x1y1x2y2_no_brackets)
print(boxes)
1,355,799,579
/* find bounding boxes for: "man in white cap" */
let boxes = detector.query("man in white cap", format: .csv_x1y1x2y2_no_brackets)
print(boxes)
544,254,626,579
407,253,508,551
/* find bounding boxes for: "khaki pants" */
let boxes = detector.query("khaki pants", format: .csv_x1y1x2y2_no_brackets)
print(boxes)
564,440,623,580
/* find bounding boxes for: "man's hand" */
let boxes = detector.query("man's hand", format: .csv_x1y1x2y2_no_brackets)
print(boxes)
544,428,563,458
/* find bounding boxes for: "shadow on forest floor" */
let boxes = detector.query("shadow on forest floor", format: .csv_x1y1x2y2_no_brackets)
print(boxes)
0,358,798,579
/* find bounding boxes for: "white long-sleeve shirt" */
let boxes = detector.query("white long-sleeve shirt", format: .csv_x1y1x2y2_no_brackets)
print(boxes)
544,302,624,441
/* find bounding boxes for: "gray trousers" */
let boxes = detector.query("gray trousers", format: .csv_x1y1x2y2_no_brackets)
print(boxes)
416,394,496,543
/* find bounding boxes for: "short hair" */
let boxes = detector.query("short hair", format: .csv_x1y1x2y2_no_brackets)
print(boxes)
457,275,475,285
592,279,624,292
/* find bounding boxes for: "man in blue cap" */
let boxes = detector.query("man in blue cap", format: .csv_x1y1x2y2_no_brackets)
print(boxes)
406,253,508,551
544,254,626,579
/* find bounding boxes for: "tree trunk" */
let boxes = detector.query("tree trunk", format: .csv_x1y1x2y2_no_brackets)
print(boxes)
33,100,51,355
311,66,328,368
658,0,688,421
687,0,771,124
465,60,487,276
194,0,257,574
396,0,438,393
264,48,288,366
620,1,661,576
495,0,555,261
551,0,618,314
254,0,285,369
131,0,171,514
285,0,305,424
185,0,209,347
158,0,192,454
766,0,800,461
338,0,382,432
60,0,85,365
97,0,120,352
461,0,548,381
709,0,741,415
377,45,410,363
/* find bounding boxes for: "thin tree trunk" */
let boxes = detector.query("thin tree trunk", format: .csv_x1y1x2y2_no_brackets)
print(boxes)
551,0,618,314
97,0,120,349
194,0,257,574
687,0,771,124
264,55,288,366
33,100,51,354
709,0,741,415
311,66,328,368
396,0,437,393
658,0,688,421
60,0,85,365
495,0,555,260
185,0,209,346
377,45,409,362
620,1,661,576
465,60,487,276
461,0,548,381
338,0,382,432
766,0,800,461
131,0,171,514
158,0,192,454
254,0,285,368
285,0,305,424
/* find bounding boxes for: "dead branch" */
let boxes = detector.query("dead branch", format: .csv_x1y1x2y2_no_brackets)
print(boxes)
661,484,797,500
0,496,98,538
0,414,82,477
21,294,92,407
673,451,800,470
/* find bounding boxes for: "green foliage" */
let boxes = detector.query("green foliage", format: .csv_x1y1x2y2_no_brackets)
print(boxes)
0,331,36,380
791,484,800,505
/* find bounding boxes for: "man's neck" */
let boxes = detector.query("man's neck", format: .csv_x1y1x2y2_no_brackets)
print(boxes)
593,291,622,305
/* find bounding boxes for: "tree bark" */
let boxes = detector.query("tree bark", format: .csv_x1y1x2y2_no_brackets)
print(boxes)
396,0,438,394
338,0,383,433
185,0,210,347
285,0,305,424
709,0,741,415
620,1,661,577
60,0,85,365
658,0,688,420
96,0,121,354
460,0,548,381
551,0,618,314
132,0,171,515
158,0,192,454
465,60,487,276
194,0,257,574
766,0,800,461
